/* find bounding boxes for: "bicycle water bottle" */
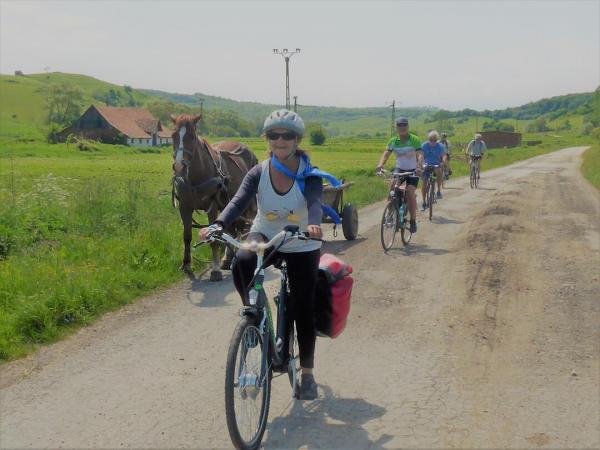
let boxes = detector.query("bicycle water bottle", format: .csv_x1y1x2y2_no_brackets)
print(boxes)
248,289,258,305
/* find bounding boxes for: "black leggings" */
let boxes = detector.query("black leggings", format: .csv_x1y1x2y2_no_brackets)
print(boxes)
231,233,320,369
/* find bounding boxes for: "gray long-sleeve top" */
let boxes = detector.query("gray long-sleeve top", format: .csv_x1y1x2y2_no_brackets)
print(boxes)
216,163,324,228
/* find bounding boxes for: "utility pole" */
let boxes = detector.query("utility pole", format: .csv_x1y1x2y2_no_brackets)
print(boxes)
273,48,300,109
293,96,298,112
387,100,397,137
198,98,205,134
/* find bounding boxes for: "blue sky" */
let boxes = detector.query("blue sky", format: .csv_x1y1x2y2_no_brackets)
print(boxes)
1,0,598,110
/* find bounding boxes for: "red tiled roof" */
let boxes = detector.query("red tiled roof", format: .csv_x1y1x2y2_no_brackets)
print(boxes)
94,106,171,139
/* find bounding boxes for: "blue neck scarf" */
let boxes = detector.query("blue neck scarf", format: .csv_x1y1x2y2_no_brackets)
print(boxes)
271,153,343,224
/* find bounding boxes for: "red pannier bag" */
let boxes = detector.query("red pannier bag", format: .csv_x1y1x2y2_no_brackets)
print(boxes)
314,253,353,338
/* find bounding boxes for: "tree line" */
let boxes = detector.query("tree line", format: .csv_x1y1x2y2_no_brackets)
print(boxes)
43,82,599,144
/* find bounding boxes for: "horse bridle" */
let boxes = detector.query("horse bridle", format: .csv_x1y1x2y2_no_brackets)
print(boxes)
172,125,230,211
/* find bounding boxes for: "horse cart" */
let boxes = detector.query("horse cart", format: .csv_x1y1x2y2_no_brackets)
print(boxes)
322,179,359,240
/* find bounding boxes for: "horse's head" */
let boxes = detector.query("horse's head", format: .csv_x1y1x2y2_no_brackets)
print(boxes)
171,113,202,174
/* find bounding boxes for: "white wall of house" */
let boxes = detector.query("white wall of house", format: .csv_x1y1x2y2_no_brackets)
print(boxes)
127,137,152,147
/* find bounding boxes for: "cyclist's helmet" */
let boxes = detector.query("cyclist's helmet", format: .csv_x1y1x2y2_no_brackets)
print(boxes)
475,133,482,139
441,132,447,138
263,109,305,137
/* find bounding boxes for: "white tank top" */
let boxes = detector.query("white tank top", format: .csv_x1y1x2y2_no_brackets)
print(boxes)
250,159,321,253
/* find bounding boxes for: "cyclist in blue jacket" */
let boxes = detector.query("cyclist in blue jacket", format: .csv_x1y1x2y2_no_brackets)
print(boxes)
420,130,445,209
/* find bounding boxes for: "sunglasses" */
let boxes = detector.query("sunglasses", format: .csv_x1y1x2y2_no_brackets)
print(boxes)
266,131,297,141
396,124,408,128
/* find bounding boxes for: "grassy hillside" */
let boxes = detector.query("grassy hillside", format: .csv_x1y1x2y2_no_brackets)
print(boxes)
0,72,153,140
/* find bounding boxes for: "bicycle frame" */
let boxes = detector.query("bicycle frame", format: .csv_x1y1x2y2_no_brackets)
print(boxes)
238,243,288,381
423,165,440,196
201,228,310,382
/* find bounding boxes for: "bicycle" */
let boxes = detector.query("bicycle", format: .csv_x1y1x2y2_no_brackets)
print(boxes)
441,158,450,188
197,225,321,450
469,155,482,189
377,169,414,251
422,164,440,221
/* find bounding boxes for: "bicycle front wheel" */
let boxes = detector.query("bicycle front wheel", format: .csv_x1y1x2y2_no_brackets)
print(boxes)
428,179,435,221
225,316,271,450
400,205,412,245
470,165,475,189
380,202,398,251
287,323,300,398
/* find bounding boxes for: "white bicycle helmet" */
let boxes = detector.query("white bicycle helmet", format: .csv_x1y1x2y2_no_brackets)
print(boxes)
263,109,305,136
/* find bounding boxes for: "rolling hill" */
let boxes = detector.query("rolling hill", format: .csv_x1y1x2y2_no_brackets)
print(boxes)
0,71,596,141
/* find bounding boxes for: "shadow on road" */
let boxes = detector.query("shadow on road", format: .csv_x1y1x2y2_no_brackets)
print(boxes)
442,186,465,190
473,186,497,191
388,243,450,256
265,385,392,449
186,272,235,308
322,236,368,255
431,216,464,225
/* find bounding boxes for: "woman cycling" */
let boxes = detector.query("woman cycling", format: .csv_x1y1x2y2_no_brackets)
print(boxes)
199,109,323,400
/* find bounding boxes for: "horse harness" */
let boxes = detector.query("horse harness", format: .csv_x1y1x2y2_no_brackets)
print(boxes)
172,138,250,217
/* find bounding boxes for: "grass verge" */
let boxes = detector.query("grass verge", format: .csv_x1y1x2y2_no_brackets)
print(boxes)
581,144,600,190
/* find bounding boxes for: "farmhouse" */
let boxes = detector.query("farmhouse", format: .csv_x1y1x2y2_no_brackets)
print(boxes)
60,106,172,146
479,131,522,149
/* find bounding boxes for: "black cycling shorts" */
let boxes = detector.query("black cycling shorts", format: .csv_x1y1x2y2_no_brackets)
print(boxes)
392,169,419,188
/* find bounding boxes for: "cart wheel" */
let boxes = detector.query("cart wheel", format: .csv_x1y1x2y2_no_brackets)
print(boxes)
342,203,358,240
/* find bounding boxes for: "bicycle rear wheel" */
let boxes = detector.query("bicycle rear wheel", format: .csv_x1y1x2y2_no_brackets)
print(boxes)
225,316,271,450
380,202,398,251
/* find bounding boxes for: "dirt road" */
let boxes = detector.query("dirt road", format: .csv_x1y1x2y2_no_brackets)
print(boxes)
1,146,598,449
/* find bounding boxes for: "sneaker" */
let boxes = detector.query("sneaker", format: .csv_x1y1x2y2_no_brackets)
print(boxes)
409,220,417,233
299,374,318,400
437,191,443,200
422,202,427,210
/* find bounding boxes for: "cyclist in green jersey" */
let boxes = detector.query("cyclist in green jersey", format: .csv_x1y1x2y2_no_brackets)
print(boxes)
376,117,422,233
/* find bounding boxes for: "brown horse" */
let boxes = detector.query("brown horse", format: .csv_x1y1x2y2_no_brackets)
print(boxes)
171,113,258,281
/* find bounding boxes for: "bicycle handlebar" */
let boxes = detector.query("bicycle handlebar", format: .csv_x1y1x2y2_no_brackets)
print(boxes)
195,226,322,251
377,168,415,177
